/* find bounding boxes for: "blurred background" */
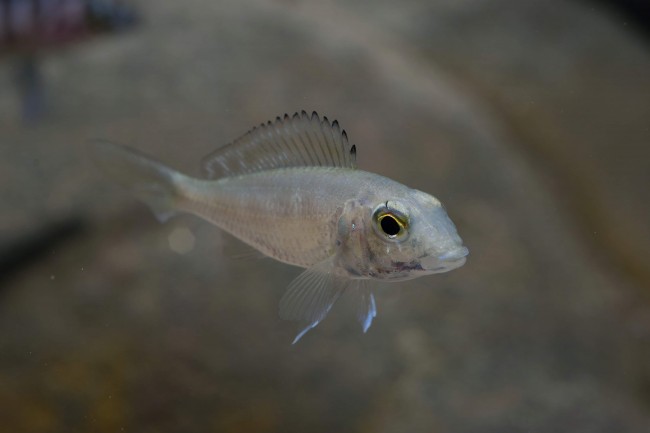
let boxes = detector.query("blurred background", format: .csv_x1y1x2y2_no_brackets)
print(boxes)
1,0,649,432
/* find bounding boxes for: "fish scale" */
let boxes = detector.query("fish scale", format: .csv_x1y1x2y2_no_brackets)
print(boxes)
179,168,366,267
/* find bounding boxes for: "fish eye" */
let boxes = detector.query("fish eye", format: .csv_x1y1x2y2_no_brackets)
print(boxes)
373,203,409,241
379,214,401,237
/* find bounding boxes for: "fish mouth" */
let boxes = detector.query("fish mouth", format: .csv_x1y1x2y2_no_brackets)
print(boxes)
438,246,469,263
374,246,469,280
419,246,469,273
396,261,425,272
372,261,424,280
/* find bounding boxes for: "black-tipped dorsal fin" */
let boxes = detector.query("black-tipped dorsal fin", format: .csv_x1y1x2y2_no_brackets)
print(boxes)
202,111,357,179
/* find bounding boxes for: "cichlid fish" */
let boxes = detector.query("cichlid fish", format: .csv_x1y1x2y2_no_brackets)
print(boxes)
92,111,469,343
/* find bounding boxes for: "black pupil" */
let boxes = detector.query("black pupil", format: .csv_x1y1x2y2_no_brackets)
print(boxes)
380,215,401,236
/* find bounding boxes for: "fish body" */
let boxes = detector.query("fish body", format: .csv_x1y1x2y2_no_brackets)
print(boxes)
93,111,468,342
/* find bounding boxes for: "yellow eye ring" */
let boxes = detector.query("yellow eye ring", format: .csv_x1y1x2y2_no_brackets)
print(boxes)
374,209,408,239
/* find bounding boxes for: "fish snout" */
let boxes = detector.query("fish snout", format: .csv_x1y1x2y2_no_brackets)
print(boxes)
418,245,468,273
438,246,469,263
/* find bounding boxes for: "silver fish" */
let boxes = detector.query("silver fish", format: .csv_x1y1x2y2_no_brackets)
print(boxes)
92,111,468,343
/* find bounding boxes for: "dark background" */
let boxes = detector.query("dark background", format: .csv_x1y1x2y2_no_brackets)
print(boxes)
1,0,649,432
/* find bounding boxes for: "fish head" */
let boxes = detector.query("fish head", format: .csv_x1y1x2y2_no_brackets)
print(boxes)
337,190,468,281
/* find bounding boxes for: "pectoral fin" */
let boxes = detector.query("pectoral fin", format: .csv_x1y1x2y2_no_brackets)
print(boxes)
279,261,349,344
355,283,377,333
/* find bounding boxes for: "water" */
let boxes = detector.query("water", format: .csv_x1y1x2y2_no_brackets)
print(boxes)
1,0,649,432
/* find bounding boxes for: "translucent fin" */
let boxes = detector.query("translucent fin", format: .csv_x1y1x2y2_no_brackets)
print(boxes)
354,282,377,333
279,261,349,344
202,110,357,179
89,140,182,222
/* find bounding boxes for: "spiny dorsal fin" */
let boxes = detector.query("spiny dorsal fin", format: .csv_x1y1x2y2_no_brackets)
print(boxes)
202,111,357,179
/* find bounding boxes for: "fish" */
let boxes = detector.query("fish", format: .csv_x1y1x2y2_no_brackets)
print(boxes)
91,111,469,343
0,0,138,120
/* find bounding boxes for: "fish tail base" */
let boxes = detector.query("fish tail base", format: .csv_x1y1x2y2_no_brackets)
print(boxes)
90,140,184,222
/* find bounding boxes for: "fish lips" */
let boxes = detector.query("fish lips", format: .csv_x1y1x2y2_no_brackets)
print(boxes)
419,246,469,273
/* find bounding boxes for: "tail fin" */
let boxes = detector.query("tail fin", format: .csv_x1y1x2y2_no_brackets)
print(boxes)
89,140,181,222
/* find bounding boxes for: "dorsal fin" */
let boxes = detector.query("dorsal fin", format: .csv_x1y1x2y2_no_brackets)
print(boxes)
202,111,357,179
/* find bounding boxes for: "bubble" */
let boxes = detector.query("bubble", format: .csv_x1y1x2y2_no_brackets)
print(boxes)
168,226,195,254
